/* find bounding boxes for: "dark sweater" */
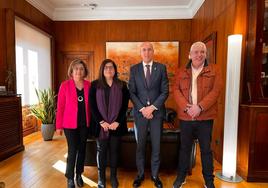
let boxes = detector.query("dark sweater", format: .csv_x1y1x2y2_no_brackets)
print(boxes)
89,79,130,137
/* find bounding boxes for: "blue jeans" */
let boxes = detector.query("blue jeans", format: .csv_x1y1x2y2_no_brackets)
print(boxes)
178,120,214,184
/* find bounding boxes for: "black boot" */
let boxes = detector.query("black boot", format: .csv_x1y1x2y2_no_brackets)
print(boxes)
76,174,84,187
98,170,106,188
110,168,119,188
67,178,75,188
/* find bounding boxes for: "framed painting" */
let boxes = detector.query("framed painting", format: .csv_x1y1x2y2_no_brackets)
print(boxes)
203,32,217,64
106,41,179,85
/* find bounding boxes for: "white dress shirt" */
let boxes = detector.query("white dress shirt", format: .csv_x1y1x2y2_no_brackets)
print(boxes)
142,61,153,77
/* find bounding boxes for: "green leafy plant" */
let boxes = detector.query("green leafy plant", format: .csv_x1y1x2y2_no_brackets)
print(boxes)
30,88,56,124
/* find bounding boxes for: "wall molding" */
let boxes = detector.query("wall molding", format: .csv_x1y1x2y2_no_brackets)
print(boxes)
26,0,205,21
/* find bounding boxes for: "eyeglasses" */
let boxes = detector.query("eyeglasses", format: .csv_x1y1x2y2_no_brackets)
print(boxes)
104,65,114,70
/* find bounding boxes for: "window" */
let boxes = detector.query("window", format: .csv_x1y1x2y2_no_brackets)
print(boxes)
15,18,52,106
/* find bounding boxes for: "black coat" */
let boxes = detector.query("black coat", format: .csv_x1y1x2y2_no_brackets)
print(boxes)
89,79,129,137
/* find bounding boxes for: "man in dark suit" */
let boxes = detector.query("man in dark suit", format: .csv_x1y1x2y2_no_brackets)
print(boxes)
129,42,169,188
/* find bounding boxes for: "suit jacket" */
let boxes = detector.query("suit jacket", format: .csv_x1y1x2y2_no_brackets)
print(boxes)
128,61,169,118
56,79,91,130
89,80,130,137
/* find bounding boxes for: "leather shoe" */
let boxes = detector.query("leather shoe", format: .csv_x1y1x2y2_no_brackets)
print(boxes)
151,176,163,188
76,174,84,187
111,177,119,188
204,181,215,188
67,179,75,188
133,174,144,187
173,177,186,188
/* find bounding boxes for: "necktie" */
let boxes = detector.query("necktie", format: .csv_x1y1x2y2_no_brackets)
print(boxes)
145,64,151,86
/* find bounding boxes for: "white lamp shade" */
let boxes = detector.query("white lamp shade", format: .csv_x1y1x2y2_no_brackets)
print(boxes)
222,34,243,178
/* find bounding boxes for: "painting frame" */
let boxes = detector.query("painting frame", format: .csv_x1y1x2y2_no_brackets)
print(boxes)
203,32,217,64
105,41,179,85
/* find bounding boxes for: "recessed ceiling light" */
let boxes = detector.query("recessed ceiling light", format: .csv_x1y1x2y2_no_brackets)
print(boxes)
81,3,98,10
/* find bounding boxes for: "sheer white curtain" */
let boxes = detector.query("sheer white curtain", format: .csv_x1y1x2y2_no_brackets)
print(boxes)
15,18,51,106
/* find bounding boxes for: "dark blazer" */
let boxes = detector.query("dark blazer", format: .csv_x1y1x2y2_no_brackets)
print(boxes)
128,61,169,118
89,79,130,137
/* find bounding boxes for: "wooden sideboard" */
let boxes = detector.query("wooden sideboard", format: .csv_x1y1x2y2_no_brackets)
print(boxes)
0,95,24,161
237,104,268,182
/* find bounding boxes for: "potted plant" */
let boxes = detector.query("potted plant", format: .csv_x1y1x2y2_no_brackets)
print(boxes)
30,88,56,141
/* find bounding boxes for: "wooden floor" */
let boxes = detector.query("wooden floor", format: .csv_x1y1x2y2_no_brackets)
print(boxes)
0,132,268,188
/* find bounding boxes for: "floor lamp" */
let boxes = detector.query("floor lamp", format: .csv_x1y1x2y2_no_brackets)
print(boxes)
216,34,243,182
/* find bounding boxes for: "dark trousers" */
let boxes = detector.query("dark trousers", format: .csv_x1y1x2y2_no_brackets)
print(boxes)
96,135,120,170
178,120,214,183
64,126,89,179
134,117,163,177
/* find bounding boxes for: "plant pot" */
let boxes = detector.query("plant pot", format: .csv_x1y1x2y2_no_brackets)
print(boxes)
41,124,55,141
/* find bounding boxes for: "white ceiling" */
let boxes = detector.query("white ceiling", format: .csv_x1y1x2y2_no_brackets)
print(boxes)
26,0,205,21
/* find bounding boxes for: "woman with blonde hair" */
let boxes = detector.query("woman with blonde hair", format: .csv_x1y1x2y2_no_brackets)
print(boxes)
56,59,91,188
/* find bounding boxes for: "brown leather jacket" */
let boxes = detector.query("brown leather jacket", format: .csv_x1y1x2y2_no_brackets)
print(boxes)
173,60,223,121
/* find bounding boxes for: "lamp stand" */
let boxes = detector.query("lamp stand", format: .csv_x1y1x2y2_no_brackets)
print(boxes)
216,172,242,183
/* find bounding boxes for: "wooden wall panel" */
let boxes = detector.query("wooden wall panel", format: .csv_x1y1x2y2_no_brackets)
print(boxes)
5,9,16,92
0,9,7,85
13,0,53,34
54,20,192,110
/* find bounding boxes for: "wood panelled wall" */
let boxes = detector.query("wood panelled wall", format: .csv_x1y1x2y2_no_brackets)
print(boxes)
53,20,192,109
0,0,250,166
191,0,248,163
0,0,53,87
